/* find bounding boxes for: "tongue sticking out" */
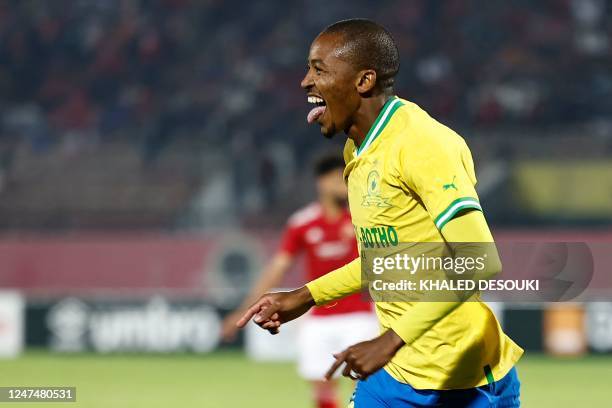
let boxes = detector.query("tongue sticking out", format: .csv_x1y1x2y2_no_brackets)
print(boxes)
307,106,326,124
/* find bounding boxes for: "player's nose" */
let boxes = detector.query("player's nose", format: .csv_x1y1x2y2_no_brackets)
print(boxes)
301,70,313,90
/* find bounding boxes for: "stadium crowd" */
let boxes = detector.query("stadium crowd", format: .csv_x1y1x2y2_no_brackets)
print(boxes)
0,0,610,227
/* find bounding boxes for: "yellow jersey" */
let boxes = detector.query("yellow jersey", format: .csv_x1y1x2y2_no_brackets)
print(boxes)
306,97,523,390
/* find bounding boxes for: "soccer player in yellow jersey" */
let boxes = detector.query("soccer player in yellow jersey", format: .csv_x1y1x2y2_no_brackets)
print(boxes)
237,19,523,407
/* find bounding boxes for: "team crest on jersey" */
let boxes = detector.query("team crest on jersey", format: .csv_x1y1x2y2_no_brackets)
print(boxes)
362,170,392,207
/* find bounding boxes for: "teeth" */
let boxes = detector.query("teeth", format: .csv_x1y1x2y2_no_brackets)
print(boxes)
307,96,324,104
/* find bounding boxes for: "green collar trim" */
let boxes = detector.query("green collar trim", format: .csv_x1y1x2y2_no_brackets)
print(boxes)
356,96,403,156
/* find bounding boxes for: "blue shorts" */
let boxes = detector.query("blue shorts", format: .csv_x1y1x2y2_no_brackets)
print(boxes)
350,367,520,407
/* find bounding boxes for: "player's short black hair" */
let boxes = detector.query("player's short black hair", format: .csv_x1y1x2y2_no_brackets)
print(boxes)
321,18,400,90
314,153,344,177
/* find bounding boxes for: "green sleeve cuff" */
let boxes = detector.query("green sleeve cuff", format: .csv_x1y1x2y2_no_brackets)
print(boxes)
434,197,482,230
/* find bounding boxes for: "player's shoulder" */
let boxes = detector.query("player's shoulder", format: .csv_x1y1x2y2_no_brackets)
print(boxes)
393,98,468,151
286,202,322,228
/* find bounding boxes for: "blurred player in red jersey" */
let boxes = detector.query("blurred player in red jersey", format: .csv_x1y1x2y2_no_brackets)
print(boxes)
222,153,377,408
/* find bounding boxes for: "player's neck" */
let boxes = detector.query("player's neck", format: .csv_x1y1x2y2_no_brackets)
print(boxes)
319,199,342,221
346,91,394,149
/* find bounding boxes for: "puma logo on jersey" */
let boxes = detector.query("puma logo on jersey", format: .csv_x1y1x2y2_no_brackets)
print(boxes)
443,176,457,191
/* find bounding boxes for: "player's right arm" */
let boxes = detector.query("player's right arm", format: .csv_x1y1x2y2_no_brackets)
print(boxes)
236,257,362,334
235,285,316,334
305,256,362,304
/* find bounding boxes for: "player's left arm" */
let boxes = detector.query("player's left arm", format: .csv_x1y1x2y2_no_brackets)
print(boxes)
387,209,501,346
325,210,502,380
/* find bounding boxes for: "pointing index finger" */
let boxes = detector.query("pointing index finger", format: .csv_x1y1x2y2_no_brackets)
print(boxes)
325,350,349,381
236,298,270,328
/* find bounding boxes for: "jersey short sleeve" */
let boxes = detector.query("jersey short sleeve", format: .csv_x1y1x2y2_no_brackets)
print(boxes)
399,119,482,231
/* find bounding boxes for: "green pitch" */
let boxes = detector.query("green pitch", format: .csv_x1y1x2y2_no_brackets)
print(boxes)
1,350,611,407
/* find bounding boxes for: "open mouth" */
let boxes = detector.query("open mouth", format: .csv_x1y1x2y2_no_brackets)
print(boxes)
307,95,327,124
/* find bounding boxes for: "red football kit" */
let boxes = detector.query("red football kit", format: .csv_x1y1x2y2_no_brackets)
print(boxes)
279,202,371,316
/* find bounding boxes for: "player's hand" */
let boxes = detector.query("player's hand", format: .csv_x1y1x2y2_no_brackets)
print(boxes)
325,329,405,381
235,286,315,335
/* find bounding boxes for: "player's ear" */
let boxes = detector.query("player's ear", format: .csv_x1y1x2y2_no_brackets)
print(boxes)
356,69,376,94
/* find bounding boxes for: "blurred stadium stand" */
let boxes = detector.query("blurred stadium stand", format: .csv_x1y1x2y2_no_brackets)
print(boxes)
0,0,610,230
